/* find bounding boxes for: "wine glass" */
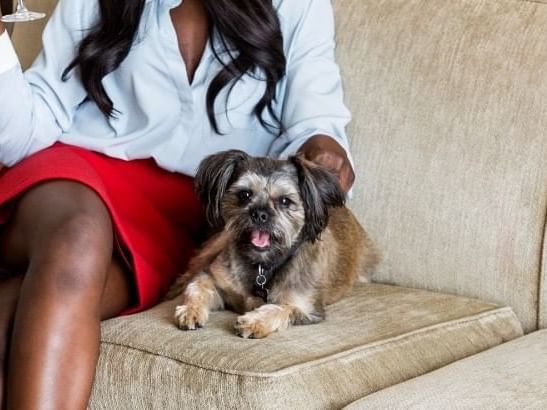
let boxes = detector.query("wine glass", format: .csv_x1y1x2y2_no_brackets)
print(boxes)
1,0,45,22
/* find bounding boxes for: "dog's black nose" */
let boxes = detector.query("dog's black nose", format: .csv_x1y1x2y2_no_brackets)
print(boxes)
251,208,269,224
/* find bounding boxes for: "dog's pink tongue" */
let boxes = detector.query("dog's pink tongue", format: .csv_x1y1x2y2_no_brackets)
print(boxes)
251,230,271,248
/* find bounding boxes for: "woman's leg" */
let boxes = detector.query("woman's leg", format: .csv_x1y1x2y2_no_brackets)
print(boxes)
0,263,129,409
0,275,22,409
0,180,133,410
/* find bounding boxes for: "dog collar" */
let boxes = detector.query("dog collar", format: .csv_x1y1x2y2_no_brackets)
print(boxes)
252,235,305,301
254,264,272,301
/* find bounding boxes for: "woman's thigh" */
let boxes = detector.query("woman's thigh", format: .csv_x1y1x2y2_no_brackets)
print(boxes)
0,180,133,318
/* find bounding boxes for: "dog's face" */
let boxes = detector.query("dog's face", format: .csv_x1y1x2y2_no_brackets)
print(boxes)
195,150,345,265
222,160,306,264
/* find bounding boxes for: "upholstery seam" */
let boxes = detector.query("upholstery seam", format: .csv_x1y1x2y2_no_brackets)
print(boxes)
100,306,521,379
537,200,547,329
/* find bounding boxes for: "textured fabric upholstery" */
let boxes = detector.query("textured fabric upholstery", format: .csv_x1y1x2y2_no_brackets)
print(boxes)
89,284,522,409
541,238,547,329
346,329,547,409
333,0,547,332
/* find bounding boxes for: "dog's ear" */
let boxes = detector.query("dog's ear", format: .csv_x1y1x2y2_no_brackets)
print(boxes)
195,150,250,228
290,155,346,242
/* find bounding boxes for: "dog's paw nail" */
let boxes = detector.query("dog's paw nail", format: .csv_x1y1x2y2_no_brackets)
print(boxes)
234,315,271,339
236,329,253,339
174,304,208,331
234,323,250,339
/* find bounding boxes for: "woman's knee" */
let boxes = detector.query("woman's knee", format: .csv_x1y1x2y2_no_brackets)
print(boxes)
37,214,113,292
18,180,111,239
12,181,114,292
39,209,113,257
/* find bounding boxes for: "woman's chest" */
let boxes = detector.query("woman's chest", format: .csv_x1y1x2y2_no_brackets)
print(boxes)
100,1,280,136
168,0,210,85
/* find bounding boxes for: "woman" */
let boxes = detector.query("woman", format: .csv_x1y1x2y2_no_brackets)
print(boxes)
0,0,354,408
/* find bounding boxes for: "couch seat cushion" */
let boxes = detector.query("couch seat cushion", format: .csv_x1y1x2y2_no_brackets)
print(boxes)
89,284,522,409
346,329,547,409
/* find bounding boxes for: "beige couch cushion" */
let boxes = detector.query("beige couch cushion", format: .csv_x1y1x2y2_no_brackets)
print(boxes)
334,0,547,332
346,329,547,409
89,284,522,409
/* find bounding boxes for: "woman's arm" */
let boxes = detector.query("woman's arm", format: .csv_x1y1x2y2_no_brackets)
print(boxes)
268,0,354,192
0,0,91,167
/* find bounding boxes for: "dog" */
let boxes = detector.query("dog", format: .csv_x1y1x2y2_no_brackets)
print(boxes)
170,149,379,338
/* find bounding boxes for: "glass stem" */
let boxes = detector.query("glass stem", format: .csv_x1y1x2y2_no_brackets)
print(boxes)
15,0,28,13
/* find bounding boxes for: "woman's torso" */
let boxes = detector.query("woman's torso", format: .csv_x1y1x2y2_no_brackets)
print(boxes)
55,0,287,174
13,0,349,175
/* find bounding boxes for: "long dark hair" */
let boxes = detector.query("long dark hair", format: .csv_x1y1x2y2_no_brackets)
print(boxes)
63,0,286,133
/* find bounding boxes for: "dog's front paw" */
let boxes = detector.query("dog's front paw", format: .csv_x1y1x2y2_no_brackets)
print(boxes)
234,305,289,339
174,304,209,330
235,315,271,339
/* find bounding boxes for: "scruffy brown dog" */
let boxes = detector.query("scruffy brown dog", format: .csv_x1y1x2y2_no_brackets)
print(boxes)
170,150,378,338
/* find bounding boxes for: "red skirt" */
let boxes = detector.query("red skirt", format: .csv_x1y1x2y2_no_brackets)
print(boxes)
0,143,205,314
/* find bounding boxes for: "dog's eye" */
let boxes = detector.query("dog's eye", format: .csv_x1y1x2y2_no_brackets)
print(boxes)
279,196,293,207
238,190,253,203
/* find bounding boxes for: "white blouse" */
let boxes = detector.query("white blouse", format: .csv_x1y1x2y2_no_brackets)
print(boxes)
0,0,351,175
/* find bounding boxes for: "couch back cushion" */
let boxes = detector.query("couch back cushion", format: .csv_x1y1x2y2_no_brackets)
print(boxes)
10,0,547,331
334,0,547,332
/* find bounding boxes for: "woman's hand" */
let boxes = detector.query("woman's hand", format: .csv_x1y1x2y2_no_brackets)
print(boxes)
297,134,355,193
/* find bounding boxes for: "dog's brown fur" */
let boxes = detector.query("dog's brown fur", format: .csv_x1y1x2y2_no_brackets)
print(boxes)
170,150,379,338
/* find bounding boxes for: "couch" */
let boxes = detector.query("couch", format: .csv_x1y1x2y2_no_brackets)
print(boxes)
7,0,547,408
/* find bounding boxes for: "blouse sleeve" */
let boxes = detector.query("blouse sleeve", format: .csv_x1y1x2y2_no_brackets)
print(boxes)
0,0,92,166
268,0,352,161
